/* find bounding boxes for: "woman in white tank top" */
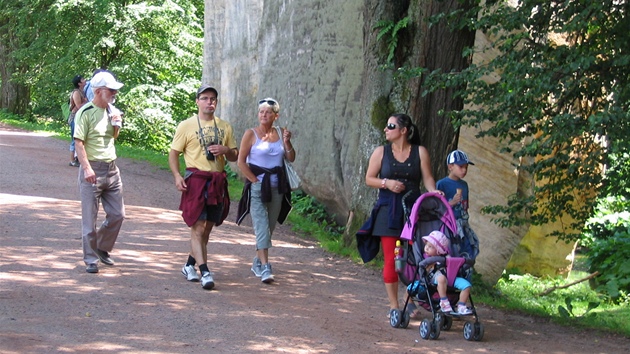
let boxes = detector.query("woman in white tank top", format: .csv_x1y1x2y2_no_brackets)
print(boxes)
237,98,296,283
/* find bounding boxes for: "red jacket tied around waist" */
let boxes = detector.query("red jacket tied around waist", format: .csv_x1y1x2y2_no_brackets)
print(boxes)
179,169,230,227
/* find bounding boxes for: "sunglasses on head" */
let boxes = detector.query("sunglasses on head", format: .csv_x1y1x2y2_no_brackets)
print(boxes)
258,99,277,106
386,123,398,130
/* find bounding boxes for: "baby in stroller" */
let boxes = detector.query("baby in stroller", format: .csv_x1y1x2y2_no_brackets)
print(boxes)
420,230,472,315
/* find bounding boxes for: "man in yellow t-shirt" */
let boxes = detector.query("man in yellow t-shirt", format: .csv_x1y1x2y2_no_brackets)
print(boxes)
168,84,238,290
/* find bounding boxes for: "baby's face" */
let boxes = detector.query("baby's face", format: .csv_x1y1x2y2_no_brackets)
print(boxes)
424,242,439,256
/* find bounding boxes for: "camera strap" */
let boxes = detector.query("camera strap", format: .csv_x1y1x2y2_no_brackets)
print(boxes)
196,115,220,146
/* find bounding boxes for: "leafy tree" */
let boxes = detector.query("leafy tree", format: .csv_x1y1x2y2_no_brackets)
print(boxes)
1,0,204,152
407,0,630,242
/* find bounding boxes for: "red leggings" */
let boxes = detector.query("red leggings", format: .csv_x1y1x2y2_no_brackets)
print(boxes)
381,236,399,283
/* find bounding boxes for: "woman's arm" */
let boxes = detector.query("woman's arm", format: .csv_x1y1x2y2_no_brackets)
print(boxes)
280,127,296,163
419,146,439,193
366,145,389,189
237,129,259,183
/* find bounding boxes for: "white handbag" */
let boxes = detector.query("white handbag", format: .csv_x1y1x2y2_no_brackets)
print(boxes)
284,158,301,190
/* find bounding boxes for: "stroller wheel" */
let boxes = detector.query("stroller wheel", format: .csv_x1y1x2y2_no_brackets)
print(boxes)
463,321,484,341
400,310,411,329
430,318,442,339
473,322,485,341
389,309,402,328
441,315,453,331
419,319,431,339
419,318,441,340
463,321,474,340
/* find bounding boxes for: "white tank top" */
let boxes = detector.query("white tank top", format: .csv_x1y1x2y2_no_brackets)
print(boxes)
247,128,285,185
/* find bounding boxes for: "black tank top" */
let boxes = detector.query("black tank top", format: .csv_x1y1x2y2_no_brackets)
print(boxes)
380,144,421,192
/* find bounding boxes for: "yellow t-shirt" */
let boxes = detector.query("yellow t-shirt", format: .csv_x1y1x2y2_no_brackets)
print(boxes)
171,115,237,172
73,102,117,162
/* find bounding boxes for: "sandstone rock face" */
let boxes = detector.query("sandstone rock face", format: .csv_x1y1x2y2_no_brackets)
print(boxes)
203,1,574,284
203,0,383,223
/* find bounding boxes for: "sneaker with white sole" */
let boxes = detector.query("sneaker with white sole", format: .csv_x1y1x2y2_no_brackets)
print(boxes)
457,304,473,315
261,263,274,283
181,265,199,282
201,271,215,290
251,257,262,277
439,299,453,313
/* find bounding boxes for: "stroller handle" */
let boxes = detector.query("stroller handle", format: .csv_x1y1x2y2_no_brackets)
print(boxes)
418,256,475,268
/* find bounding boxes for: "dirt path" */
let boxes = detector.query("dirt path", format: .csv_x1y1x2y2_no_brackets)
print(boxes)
0,122,628,353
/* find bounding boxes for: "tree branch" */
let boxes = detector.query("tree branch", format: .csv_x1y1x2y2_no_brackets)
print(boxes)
538,271,600,296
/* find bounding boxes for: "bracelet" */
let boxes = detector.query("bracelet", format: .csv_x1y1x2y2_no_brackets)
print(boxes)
381,178,388,189
286,148,294,153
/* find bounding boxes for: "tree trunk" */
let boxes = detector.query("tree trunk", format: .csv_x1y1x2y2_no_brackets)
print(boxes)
0,30,30,115
407,0,476,179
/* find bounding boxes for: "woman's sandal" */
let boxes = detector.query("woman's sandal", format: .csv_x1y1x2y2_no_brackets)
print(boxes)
409,308,423,320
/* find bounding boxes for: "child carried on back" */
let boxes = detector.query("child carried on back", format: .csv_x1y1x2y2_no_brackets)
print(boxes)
422,230,473,315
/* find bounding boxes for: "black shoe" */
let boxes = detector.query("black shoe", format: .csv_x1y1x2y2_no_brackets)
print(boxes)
86,263,99,273
69,160,80,167
96,249,115,266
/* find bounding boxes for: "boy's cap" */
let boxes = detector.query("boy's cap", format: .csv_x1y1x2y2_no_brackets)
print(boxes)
447,150,474,166
197,84,218,98
422,230,450,255
90,72,123,90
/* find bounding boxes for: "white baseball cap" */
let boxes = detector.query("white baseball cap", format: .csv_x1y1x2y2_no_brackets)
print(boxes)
90,71,124,90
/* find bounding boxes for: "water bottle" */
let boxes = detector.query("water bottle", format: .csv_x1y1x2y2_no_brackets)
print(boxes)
394,240,405,273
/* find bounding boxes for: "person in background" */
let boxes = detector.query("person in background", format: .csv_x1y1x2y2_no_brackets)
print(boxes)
236,98,294,284
169,84,239,291
437,150,479,260
73,71,125,274
356,113,443,320
68,75,87,167
84,69,107,102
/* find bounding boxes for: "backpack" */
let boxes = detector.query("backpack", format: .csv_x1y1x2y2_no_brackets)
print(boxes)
63,90,77,125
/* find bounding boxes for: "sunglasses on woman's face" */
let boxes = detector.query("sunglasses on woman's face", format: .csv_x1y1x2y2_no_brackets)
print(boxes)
258,99,277,106
386,123,398,130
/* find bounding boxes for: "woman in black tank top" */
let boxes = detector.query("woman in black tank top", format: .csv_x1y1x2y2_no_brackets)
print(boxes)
359,113,443,318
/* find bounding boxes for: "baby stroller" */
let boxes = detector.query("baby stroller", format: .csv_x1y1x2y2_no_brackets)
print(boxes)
389,192,484,341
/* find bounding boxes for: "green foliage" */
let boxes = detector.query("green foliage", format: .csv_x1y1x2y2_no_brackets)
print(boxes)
370,96,396,132
1,0,204,154
582,196,630,300
478,271,630,336
390,1,630,244
373,16,409,67
558,296,600,319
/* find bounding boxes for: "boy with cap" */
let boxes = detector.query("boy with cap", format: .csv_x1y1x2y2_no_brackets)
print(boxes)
437,150,479,259
168,84,239,290
74,71,125,273
422,230,473,315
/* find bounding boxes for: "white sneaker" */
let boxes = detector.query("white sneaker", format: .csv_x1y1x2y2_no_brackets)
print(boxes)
181,265,199,282
201,271,215,290
251,257,262,277
261,263,274,283
457,304,473,315
439,299,453,313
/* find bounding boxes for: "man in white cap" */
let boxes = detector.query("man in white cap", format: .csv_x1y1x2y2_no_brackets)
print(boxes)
74,71,125,274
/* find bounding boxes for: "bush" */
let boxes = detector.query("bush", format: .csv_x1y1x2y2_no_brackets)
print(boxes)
582,196,630,301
